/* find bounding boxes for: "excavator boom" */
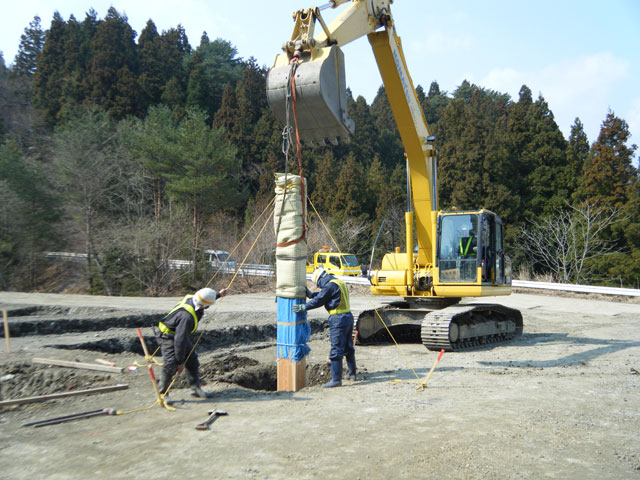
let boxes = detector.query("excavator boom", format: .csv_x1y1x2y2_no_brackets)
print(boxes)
266,1,523,350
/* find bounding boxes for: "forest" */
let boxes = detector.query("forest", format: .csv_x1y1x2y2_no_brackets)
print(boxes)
0,9,638,295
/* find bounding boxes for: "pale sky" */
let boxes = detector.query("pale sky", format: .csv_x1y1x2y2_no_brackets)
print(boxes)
2,0,639,153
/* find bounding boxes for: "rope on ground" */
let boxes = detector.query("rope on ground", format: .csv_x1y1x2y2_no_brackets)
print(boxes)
308,198,425,386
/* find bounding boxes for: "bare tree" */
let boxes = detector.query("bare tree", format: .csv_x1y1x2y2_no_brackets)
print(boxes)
106,211,192,296
516,202,626,284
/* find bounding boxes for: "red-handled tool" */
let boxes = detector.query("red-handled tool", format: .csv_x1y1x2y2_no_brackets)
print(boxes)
417,349,445,391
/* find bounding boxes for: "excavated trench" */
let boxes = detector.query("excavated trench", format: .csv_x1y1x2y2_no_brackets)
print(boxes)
0,305,333,401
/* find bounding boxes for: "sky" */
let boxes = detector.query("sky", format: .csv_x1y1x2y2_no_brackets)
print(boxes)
1,0,639,152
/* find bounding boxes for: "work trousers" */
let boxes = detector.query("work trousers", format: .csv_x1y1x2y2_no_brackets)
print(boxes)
158,335,200,377
328,312,355,362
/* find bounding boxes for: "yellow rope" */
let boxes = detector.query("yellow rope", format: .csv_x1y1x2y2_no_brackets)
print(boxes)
205,195,276,288
140,197,275,369
308,198,425,385
160,202,276,398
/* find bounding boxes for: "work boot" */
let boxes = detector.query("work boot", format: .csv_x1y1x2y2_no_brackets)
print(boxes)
322,360,342,388
186,370,214,398
158,369,171,395
345,354,357,381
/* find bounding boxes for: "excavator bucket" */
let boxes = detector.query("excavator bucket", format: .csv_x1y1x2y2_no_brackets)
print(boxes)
266,45,355,145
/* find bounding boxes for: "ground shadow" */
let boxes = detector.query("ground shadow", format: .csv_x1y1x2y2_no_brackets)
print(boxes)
479,332,640,368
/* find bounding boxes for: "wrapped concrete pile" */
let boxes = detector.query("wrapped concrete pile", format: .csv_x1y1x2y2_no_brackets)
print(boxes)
274,173,307,299
274,173,310,391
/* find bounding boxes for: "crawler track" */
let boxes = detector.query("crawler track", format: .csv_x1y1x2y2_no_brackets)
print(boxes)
355,302,523,351
421,304,523,351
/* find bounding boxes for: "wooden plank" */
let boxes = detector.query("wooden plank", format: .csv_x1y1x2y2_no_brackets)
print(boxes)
0,384,128,407
95,359,117,367
32,357,124,374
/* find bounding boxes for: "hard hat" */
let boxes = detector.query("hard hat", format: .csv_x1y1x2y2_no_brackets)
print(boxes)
312,267,326,286
194,288,217,309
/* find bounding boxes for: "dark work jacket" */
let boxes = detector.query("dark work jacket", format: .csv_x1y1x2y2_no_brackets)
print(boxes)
306,274,346,314
161,297,204,364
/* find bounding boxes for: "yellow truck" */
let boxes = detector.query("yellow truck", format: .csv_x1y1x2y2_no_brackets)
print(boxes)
306,247,361,276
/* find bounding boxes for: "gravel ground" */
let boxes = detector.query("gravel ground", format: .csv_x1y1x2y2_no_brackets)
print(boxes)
0,290,639,479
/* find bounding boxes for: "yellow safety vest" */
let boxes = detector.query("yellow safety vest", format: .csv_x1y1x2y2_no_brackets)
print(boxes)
158,294,198,335
459,236,474,256
328,279,351,315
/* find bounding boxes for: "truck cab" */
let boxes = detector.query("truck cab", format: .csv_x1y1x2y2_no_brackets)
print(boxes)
306,247,361,276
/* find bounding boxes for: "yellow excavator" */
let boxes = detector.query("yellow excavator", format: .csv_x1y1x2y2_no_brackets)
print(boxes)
266,0,523,351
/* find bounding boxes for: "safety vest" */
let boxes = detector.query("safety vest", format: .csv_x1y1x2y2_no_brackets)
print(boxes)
158,295,198,335
328,279,351,315
459,236,474,256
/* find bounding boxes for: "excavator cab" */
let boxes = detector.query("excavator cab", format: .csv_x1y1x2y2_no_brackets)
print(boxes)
436,210,509,287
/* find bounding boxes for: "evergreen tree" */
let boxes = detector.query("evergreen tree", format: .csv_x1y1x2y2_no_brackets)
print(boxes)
85,7,139,118
12,16,45,77
437,82,517,222
523,95,569,216
422,81,449,128
310,150,338,215
138,20,164,108
370,86,403,169
0,54,7,137
56,15,90,120
344,95,378,165
166,108,245,256
566,118,590,202
213,58,270,196
0,140,62,288
185,35,244,120
33,12,67,125
120,104,181,221
159,25,191,112
579,111,637,208
333,153,366,218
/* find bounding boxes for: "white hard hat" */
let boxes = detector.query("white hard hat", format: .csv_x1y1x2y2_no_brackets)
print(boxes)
193,288,217,310
312,267,326,286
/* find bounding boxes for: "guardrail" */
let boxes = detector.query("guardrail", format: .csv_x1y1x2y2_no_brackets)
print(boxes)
43,252,639,297
512,280,640,297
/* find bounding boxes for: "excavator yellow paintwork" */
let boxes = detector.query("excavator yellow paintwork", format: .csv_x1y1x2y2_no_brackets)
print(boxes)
266,1,523,350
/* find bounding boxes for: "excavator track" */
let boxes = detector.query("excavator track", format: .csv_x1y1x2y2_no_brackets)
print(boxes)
355,302,523,351
421,304,523,351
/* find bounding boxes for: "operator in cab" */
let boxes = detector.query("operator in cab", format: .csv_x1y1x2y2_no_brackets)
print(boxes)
292,267,356,387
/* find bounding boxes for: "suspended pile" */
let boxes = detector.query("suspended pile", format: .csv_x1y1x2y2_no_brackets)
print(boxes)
274,173,310,383
274,173,307,299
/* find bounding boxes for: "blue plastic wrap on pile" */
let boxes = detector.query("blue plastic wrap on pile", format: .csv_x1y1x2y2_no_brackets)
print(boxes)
276,297,311,361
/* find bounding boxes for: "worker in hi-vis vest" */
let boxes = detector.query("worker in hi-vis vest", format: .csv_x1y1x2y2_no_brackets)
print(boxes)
155,287,227,398
293,267,356,387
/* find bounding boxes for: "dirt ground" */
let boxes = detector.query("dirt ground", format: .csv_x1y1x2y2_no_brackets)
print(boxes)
0,289,639,480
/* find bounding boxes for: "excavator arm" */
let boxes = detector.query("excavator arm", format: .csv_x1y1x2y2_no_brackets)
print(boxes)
267,0,436,275
267,1,523,350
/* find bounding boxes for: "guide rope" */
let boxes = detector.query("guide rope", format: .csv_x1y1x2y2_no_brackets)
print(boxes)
307,198,425,386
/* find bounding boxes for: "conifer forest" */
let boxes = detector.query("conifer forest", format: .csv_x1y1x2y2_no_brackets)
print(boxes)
1,10,638,295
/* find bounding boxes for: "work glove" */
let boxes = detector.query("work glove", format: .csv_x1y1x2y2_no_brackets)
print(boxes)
292,304,306,313
305,288,313,298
